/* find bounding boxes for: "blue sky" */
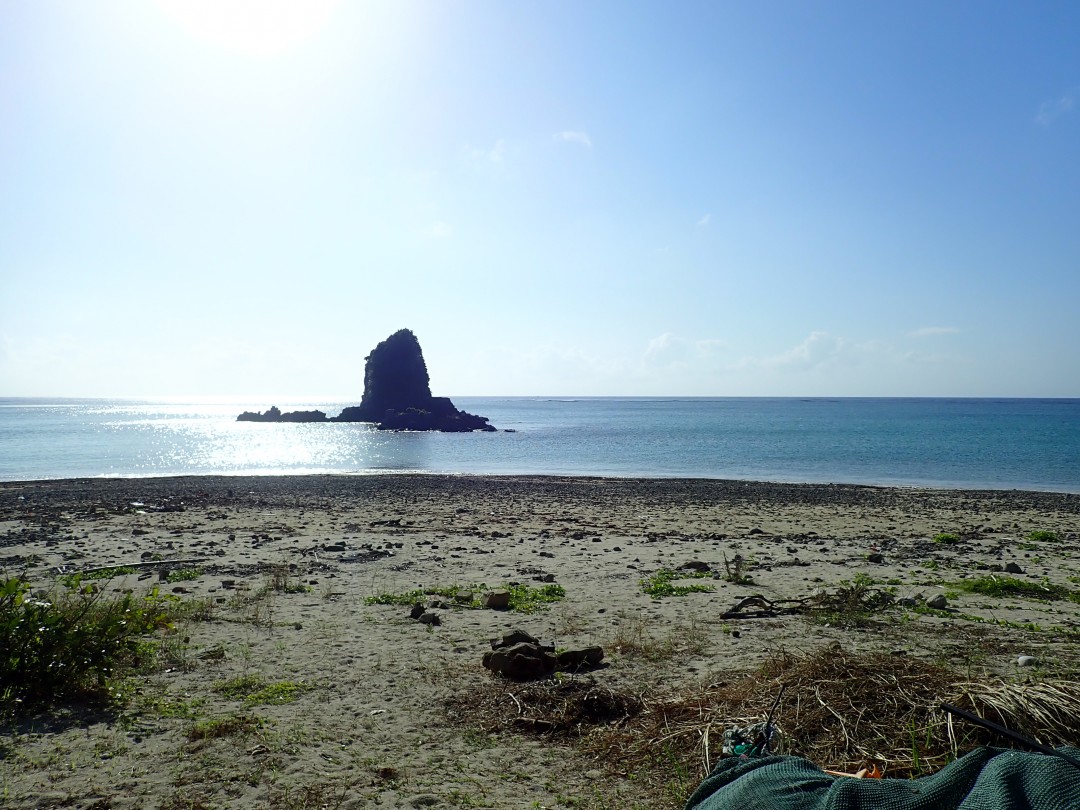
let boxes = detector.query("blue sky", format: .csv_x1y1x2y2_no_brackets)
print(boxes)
2,1,1078,398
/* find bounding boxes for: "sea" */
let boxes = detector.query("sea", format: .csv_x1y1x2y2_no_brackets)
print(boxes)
1,397,1079,493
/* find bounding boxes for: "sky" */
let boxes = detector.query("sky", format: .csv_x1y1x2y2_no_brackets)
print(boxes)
1,1,1078,399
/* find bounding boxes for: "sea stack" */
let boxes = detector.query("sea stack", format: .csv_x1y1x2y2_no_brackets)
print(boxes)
332,329,495,432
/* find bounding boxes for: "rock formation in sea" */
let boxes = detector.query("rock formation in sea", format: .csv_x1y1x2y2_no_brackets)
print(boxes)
237,329,495,432
236,406,327,423
332,329,495,432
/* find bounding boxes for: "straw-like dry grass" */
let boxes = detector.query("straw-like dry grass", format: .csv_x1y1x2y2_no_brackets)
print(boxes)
446,645,1080,808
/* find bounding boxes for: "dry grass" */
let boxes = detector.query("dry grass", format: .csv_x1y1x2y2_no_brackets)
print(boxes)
445,645,1080,809
608,614,711,662
445,675,645,735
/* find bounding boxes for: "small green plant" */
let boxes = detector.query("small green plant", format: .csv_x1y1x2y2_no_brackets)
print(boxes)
953,575,1079,603
1027,530,1059,543
640,569,715,599
0,576,177,712
721,553,754,585
60,566,136,587
188,712,264,741
213,674,311,706
166,568,202,583
266,563,311,594
809,572,896,628
932,533,960,544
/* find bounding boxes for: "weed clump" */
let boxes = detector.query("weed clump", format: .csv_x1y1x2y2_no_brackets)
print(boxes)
933,533,961,544
954,575,1079,603
214,674,311,706
641,569,715,599
0,576,176,712
1027,530,1059,543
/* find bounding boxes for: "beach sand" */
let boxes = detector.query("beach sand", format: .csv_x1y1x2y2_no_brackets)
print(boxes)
2,475,1079,809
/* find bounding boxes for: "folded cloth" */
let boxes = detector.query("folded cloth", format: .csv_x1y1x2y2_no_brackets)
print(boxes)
684,747,1080,810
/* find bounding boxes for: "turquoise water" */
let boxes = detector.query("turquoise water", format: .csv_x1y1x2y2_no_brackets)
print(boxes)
1,397,1079,492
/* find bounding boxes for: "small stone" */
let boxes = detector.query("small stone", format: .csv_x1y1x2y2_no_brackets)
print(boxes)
418,612,441,626
867,553,885,564
492,629,540,649
1005,562,1024,574
409,603,426,619
926,594,948,610
483,642,556,680
680,560,710,572
555,646,604,670
1017,655,1037,667
482,590,511,610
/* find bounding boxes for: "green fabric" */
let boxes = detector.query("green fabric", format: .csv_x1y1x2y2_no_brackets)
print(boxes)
684,747,1080,810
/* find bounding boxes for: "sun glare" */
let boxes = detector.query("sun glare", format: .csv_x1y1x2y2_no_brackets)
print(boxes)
156,0,340,57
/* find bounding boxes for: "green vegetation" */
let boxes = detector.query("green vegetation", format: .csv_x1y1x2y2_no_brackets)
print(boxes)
952,574,1080,603
266,563,311,594
1027,530,1059,543
214,674,311,706
0,576,176,712
365,582,566,613
188,712,264,741
60,566,136,587
932,533,960,544
640,569,715,599
166,568,202,583
721,553,754,585
809,572,896,628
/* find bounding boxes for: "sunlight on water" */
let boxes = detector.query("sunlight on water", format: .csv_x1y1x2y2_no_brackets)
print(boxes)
123,419,433,475
3,397,1080,491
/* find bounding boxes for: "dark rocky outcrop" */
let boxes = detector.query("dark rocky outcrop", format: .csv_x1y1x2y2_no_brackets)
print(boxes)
237,406,327,423
332,329,495,431
236,329,495,431
482,629,606,681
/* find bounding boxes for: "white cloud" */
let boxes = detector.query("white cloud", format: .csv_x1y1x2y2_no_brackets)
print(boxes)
641,333,725,370
696,213,711,227
761,331,847,369
1036,92,1076,126
909,326,959,338
728,332,860,374
554,130,592,148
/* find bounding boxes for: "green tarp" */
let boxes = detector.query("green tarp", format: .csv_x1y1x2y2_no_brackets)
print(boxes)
685,747,1080,810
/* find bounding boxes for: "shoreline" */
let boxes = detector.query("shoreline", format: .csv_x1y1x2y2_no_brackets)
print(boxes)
3,473,1079,808
6,470,1080,500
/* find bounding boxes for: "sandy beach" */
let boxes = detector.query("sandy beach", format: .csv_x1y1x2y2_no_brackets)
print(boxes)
2,475,1079,809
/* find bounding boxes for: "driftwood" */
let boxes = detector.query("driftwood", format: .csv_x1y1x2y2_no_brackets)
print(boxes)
56,557,210,576
721,594,810,620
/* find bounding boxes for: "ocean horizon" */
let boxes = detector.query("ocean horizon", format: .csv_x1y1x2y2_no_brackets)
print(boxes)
2,396,1079,493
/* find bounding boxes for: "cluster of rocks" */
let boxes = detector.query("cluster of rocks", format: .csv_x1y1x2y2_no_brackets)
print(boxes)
482,629,604,681
237,329,496,432
236,405,327,423
406,589,513,627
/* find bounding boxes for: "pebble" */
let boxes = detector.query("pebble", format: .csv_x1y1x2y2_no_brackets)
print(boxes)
1017,655,1037,667
926,594,948,610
